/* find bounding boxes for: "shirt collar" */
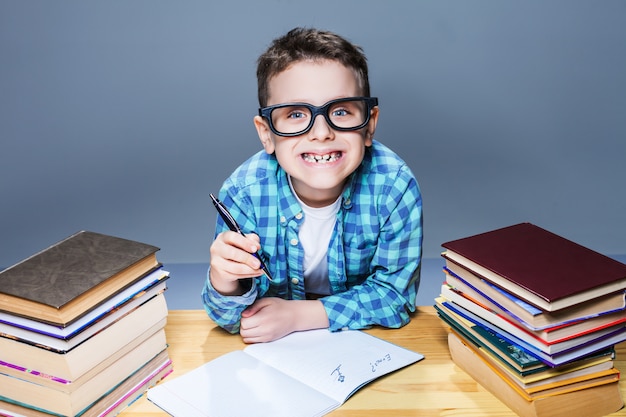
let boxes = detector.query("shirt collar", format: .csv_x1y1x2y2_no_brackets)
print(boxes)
277,169,303,223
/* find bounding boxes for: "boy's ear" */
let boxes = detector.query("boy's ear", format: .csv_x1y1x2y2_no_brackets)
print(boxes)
364,106,379,146
254,115,276,154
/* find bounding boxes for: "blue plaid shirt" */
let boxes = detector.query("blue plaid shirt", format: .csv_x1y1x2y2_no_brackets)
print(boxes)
202,140,423,333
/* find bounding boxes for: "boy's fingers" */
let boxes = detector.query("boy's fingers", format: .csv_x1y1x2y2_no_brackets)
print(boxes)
244,233,261,245
220,231,261,254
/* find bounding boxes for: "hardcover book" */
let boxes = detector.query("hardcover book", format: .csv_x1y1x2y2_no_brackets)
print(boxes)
454,329,619,400
444,270,626,342
443,265,626,331
0,230,160,326
439,296,626,367
442,222,626,312
0,293,168,382
448,332,623,417
435,302,547,375
440,284,626,349
0,333,168,416
0,269,167,347
0,349,172,417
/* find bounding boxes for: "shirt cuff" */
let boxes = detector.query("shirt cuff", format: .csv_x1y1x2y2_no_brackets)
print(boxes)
203,271,258,307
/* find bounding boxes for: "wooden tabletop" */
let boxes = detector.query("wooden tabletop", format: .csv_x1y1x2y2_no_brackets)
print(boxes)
123,307,626,416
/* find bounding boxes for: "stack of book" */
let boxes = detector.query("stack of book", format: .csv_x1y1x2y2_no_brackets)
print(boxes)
435,222,626,417
0,231,173,416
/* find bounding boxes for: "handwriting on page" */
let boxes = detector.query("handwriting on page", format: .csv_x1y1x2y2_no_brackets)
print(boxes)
370,353,392,372
331,365,345,382
241,329,423,404
331,352,392,383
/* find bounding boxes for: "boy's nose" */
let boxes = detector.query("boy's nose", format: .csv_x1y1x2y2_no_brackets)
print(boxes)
308,114,334,141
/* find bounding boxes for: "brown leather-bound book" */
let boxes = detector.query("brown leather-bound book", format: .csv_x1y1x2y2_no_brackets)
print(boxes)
0,231,160,326
442,222,626,312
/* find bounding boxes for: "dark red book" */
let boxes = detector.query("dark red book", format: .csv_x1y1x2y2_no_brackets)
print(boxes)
441,223,626,312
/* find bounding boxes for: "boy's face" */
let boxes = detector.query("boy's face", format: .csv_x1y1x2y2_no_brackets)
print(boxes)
254,60,378,208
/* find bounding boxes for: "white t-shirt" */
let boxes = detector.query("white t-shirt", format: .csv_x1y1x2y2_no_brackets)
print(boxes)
290,179,340,295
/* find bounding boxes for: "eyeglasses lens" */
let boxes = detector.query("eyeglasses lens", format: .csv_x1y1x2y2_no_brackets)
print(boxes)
270,99,369,136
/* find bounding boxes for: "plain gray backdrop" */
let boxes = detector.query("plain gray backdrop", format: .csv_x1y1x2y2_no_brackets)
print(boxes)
2,2,625,286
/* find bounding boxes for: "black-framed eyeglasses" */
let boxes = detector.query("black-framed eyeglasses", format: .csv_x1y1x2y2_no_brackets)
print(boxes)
259,96,378,137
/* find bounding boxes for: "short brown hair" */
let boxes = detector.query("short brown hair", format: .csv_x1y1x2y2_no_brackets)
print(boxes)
256,27,370,107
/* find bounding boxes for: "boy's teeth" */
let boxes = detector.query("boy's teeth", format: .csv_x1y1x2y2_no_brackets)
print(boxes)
303,152,341,163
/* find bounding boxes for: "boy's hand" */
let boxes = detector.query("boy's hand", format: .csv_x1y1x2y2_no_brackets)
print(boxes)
239,298,329,343
209,231,264,295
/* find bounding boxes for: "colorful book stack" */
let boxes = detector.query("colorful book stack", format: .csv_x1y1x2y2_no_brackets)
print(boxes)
0,231,173,416
435,222,626,417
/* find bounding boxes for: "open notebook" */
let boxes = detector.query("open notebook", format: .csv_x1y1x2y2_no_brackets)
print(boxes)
147,328,424,417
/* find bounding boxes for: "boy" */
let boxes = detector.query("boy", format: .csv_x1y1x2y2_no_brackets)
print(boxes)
202,27,423,343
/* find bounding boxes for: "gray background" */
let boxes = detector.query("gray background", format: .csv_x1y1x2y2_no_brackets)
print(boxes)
2,1,625,307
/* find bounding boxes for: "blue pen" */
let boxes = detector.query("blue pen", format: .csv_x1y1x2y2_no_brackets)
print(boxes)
210,193,273,281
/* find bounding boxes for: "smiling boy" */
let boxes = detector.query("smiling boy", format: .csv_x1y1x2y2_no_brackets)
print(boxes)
202,27,423,343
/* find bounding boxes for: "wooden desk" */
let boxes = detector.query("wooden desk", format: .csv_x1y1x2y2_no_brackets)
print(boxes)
123,307,626,416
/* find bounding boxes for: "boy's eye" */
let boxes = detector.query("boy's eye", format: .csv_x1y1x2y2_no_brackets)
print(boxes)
287,110,307,120
330,101,363,118
331,108,349,117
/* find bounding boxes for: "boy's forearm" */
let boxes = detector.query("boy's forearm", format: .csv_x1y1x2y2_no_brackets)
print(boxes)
209,272,247,296
292,300,330,332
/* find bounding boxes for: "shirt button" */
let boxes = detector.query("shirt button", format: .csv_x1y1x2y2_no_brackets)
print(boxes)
280,216,287,224
291,277,299,285
290,238,298,246
295,212,303,220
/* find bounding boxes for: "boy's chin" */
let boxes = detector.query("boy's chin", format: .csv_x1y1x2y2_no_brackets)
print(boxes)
291,178,349,205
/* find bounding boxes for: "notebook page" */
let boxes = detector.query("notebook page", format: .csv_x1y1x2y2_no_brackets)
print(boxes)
244,329,424,403
147,350,338,417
